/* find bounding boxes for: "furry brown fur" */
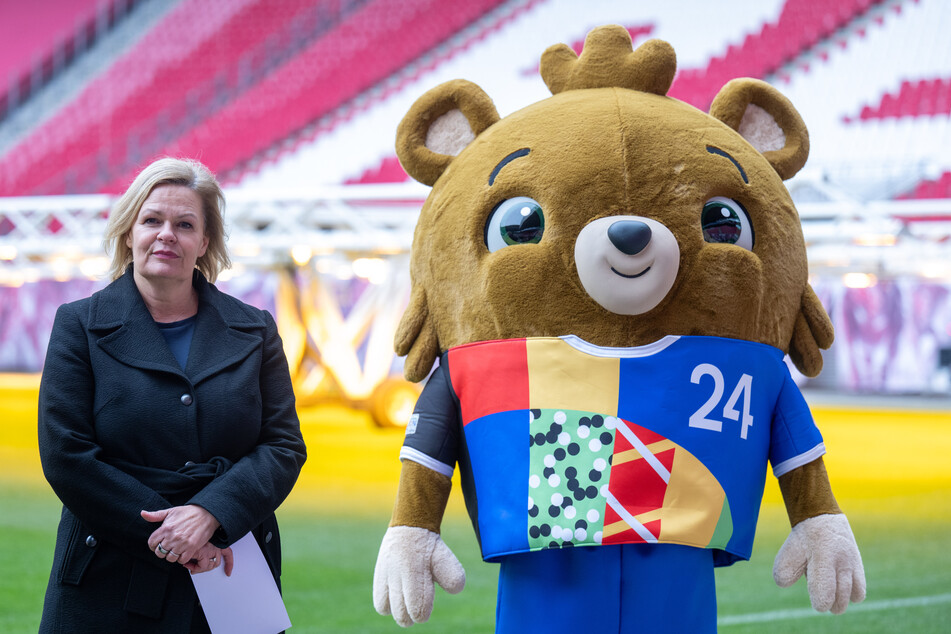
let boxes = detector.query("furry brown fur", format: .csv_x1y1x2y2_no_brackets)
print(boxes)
396,39,828,384
376,25,864,627
394,19,842,548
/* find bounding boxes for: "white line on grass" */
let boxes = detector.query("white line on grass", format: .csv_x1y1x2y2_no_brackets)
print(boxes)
718,593,951,625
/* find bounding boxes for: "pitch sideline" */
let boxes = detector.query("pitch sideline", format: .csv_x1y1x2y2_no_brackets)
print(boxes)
717,592,951,625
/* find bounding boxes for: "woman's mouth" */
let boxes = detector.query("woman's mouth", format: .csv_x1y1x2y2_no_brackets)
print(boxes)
152,250,178,259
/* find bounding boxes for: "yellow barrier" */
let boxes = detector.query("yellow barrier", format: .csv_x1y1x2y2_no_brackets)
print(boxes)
4,374,949,518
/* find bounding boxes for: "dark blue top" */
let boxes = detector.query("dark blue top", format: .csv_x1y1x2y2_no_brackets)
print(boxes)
155,315,197,370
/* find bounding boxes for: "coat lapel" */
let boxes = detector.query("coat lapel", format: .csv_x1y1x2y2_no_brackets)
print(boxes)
91,272,186,377
90,269,266,384
185,278,264,385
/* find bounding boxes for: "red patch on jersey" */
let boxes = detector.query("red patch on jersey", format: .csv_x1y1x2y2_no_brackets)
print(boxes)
603,419,672,545
656,447,675,473
448,339,529,425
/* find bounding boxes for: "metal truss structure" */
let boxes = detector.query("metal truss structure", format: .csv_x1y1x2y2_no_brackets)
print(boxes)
0,182,429,425
1,183,950,421
1,182,949,282
0,182,428,282
796,198,951,282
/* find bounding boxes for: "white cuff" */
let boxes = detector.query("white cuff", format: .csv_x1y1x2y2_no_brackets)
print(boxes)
772,443,826,478
400,446,454,478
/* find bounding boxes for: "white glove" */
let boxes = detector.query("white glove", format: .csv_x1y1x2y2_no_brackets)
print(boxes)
773,513,866,614
373,526,466,627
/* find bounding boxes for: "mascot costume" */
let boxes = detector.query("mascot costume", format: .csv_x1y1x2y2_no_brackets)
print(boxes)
373,25,866,632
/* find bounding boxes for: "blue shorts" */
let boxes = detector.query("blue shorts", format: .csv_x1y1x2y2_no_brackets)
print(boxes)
496,544,716,633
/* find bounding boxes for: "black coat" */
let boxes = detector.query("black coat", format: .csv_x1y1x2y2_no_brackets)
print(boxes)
38,269,307,632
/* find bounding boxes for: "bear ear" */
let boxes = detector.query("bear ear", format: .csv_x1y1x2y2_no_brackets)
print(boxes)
396,79,500,186
788,285,834,378
709,78,809,180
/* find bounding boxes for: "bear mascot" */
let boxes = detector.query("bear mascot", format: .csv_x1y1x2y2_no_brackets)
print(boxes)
373,25,866,633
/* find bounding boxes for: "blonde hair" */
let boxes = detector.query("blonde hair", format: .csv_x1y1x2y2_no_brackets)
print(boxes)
104,157,231,282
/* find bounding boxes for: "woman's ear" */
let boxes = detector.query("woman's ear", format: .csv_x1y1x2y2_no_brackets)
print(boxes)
709,78,809,180
396,79,499,186
788,285,834,378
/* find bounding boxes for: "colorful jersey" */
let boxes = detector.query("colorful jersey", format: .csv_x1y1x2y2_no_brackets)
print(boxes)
401,335,825,566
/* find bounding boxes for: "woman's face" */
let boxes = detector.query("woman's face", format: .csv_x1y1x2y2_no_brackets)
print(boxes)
125,184,209,286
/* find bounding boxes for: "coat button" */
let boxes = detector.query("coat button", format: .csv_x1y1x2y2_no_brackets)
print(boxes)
85,535,97,548
180,394,193,406
265,531,273,544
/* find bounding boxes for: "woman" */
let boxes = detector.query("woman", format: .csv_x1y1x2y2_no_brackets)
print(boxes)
37,158,307,632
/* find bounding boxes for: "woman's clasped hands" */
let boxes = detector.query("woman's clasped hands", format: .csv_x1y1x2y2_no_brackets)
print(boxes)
142,505,234,576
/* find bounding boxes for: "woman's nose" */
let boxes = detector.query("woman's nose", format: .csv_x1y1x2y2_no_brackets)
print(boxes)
157,222,176,241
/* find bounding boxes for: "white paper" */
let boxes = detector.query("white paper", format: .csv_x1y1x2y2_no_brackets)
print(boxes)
191,532,292,634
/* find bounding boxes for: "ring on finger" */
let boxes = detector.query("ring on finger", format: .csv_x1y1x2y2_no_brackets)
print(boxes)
210,556,217,563
157,543,169,555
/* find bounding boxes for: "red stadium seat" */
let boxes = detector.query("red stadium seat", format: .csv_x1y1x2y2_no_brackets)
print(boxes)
0,0,108,115
669,0,874,110
0,0,509,195
0,0,317,195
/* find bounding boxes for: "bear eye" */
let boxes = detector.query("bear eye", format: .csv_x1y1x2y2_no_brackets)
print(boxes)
484,197,545,252
701,197,754,250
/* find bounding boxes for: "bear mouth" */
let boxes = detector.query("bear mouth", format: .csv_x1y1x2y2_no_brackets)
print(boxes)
611,266,651,279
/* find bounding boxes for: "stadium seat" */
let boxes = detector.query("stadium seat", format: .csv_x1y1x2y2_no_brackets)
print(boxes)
0,0,107,116
0,0,509,196
0,0,307,194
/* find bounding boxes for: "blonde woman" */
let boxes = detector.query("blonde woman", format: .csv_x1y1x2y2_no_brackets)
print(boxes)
38,158,306,632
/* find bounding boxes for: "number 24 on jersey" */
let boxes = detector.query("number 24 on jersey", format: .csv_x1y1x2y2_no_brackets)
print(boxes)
689,363,754,439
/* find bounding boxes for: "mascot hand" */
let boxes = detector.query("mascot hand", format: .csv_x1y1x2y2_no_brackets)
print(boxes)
373,525,466,627
773,513,866,614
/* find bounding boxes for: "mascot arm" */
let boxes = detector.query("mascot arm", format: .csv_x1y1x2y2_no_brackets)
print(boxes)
774,457,866,613
777,456,840,526
373,460,465,627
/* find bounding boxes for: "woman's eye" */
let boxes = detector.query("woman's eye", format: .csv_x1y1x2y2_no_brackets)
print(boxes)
484,197,545,253
701,197,754,250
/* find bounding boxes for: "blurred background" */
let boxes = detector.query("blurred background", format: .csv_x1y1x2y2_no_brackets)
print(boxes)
0,0,949,631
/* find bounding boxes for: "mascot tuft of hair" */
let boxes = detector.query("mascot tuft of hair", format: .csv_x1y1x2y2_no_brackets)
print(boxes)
373,25,865,632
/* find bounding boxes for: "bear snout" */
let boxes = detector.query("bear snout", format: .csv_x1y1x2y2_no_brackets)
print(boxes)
574,216,680,315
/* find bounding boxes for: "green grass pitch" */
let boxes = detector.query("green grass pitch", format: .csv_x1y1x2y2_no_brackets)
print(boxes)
3,482,949,633
3,394,949,632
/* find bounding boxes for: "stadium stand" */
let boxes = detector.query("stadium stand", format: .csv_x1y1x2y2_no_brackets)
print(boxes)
903,171,951,199
855,78,951,120
133,0,513,192
851,75,951,199
0,0,141,121
669,0,878,110
0,0,950,395
343,0,890,185
0,0,281,194
771,0,951,200
0,0,510,196
0,0,948,201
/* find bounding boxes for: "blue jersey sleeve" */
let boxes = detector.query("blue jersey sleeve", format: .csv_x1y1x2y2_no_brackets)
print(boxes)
399,362,460,477
768,368,826,477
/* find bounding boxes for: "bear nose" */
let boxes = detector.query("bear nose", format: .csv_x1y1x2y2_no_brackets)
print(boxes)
607,220,652,255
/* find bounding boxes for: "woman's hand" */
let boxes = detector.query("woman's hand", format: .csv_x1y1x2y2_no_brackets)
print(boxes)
183,543,234,576
142,505,221,564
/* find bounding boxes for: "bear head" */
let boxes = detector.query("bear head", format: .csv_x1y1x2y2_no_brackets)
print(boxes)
394,25,832,383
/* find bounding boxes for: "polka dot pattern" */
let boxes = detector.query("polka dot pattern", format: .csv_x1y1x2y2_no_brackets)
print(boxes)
527,410,616,549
